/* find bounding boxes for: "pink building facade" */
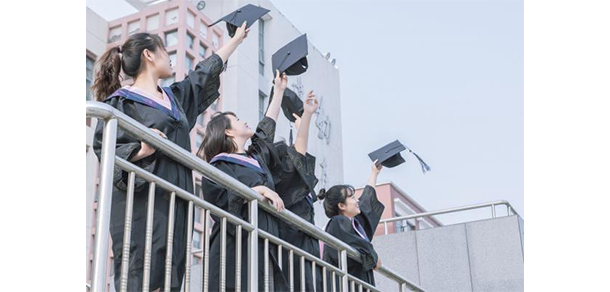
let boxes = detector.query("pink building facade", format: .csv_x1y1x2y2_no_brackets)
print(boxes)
355,182,442,238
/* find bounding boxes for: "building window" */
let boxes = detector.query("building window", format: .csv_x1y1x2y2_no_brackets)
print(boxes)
127,20,140,35
199,21,207,39
258,20,265,75
165,30,178,47
108,26,121,43
199,42,207,58
394,211,415,233
161,74,175,87
193,230,202,249
186,32,195,50
146,14,159,31
168,51,177,71
187,11,195,29
194,182,202,221
165,8,179,25
86,55,95,100
258,91,266,121
212,33,219,49
185,54,194,71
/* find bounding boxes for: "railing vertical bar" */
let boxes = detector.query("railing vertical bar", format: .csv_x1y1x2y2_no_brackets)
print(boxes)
323,266,327,292
248,200,259,292
203,209,211,292
300,256,306,292
399,282,406,292
236,224,242,292
332,271,336,292
119,171,136,292
142,182,156,291
350,280,355,292
163,192,177,292
312,261,317,292
264,238,270,292
384,221,388,235
91,118,117,292
220,217,227,292
340,250,349,292
289,250,294,292
491,204,496,218
278,245,282,270
184,201,194,292
359,283,363,292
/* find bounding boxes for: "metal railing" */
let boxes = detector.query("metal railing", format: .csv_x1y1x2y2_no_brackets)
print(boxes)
87,101,424,292
379,200,521,235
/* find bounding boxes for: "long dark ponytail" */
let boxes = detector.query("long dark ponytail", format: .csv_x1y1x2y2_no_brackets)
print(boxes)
317,184,356,218
91,32,165,101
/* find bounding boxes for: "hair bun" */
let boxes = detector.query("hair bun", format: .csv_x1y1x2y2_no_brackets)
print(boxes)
317,188,326,200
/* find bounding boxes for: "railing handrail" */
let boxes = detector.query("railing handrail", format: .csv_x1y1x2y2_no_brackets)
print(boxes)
86,101,423,291
380,200,521,225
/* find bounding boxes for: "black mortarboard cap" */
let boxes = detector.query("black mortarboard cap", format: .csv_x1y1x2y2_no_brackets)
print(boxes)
368,140,431,173
209,4,270,38
272,34,309,76
268,87,303,123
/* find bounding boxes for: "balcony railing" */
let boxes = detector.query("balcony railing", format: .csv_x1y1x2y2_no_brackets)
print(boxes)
87,101,424,292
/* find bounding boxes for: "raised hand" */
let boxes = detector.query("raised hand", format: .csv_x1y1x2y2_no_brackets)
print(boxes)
303,90,319,114
273,70,288,93
233,21,250,44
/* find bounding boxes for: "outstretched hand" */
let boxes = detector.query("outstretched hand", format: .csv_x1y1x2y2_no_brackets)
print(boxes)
233,21,250,44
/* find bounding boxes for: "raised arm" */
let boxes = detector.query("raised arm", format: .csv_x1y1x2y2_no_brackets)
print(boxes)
294,90,318,155
215,22,250,63
265,70,288,121
367,160,383,187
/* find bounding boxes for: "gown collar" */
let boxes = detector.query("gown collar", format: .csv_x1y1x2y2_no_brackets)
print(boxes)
106,86,180,120
210,153,265,174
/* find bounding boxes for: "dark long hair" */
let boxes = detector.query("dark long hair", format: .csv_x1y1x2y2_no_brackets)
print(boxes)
317,184,356,218
91,32,165,101
198,112,239,162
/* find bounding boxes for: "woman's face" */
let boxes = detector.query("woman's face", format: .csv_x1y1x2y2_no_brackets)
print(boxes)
339,191,360,218
226,115,254,142
149,46,172,79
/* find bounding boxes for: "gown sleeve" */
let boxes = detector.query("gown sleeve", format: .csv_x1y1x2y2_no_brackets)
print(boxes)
200,161,246,220
248,116,280,170
274,144,319,208
355,185,385,241
170,53,225,130
92,97,156,192
325,216,379,271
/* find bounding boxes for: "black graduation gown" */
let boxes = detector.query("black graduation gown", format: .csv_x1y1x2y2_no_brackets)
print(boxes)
322,185,385,287
200,116,289,292
272,142,323,291
92,53,224,292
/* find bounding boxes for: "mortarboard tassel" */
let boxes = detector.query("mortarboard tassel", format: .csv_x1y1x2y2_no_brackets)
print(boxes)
289,127,294,146
407,148,431,174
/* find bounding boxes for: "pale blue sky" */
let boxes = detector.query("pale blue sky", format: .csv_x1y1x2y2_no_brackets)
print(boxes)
87,0,524,224
268,0,524,224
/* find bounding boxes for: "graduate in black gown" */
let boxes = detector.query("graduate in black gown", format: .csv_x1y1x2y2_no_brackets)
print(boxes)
91,25,248,291
271,90,324,291
319,161,385,287
197,70,290,291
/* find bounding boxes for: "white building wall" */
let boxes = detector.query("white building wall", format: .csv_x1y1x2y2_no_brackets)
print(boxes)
202,0,344,228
